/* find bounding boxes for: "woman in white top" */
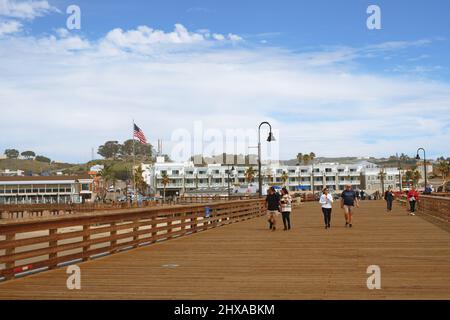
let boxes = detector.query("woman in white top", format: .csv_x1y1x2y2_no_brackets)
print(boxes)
280,187,292,231
319,187,333,229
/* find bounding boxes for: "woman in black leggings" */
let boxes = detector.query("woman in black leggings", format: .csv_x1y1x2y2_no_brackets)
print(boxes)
319,188,333,229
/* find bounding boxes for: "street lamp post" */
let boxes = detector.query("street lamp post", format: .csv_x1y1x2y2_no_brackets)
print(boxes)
258,122,275,197
416,148,427,191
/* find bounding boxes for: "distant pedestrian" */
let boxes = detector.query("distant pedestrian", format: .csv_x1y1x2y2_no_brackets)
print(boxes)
280,187,292,231
384,187,395,212
407,186,420,216
265,187,280,231
340,184,359,228
360,190,365,200
319,188,333,229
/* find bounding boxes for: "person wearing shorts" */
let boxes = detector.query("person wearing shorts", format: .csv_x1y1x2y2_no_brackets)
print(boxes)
341,184,359,228
265,187,280,231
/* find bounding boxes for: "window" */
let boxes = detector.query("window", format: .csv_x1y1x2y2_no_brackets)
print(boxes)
325,168,332,172
81,184,90,191
301,169,308,173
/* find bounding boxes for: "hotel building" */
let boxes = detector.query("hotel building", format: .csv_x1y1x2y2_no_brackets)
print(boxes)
142,157,400,196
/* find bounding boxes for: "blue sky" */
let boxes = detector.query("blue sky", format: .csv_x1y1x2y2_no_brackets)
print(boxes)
0,0,449,162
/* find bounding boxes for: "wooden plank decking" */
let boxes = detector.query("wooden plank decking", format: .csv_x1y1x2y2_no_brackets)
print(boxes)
0,200,449,299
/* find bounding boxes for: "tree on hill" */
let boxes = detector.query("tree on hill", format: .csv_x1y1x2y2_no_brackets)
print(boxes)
21,151,35,159
35,155,51,163
120,139,153,160
4,149,19,159
98,141,120,159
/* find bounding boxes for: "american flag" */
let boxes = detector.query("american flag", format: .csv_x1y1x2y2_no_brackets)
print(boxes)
133,123,147,144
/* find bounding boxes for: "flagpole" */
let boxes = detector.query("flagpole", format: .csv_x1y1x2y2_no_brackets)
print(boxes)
132,119,136,206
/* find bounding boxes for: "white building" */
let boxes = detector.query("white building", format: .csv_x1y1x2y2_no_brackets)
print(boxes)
141,157,400,196
0,169,25,176
0,174,94,204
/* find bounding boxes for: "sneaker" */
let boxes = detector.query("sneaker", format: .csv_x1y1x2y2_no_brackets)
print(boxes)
349,224,352,228
328,224,331,228
345,222,349,227
410,212,416,216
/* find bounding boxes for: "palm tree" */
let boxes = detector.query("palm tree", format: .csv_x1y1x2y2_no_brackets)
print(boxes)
245,167,256,184
302,154,311,164
309,152,316,162
98,164,116,202
378,169,386,194
404,170,414,188
281,170,289,186
437,160,449,185
161,172,170,203
134,166,148,196
412,169,421,187
296,153,303,165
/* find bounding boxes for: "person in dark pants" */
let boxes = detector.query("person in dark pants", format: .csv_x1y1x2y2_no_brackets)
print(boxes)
265,187,280,230
319,188,333,229
280,187,292,231
384,187,395,212
407,186,420,216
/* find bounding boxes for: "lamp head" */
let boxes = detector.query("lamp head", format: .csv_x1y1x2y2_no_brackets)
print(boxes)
267,131,276,142
415,154,421,160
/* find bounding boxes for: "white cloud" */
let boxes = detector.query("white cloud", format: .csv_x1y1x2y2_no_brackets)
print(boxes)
0,19,21,35
228,33,243,42
0,25,448,162
0,0,58,20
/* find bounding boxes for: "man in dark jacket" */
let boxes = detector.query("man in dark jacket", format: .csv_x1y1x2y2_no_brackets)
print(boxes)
384,187,395,212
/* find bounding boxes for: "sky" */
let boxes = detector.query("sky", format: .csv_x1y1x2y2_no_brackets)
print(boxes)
0,0,449,163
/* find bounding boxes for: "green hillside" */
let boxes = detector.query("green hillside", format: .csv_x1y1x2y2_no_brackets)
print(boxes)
0,159,74,174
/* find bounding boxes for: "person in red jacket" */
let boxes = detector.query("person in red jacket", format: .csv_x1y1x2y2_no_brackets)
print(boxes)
407,186,420,216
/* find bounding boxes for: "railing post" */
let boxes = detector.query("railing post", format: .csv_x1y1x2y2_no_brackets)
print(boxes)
4,233,15,280
133,220,139,248
150,217,157,243
83,224,91,261
48,228,58,269
110,222,117,254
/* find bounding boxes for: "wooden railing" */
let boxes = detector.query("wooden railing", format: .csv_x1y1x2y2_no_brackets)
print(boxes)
178,194,260,204
418,195,450,222
0,199,265,281
396,194,450,222
0,202,160,219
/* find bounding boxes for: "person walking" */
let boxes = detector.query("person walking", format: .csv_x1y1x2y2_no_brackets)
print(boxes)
265,187,280,231
340,184,359,228
384,187,395,212
407,186,420,216
319,188,333,229
280,187,292,231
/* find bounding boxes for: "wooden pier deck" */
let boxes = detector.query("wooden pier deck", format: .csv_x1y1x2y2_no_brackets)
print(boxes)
0,200,449,299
